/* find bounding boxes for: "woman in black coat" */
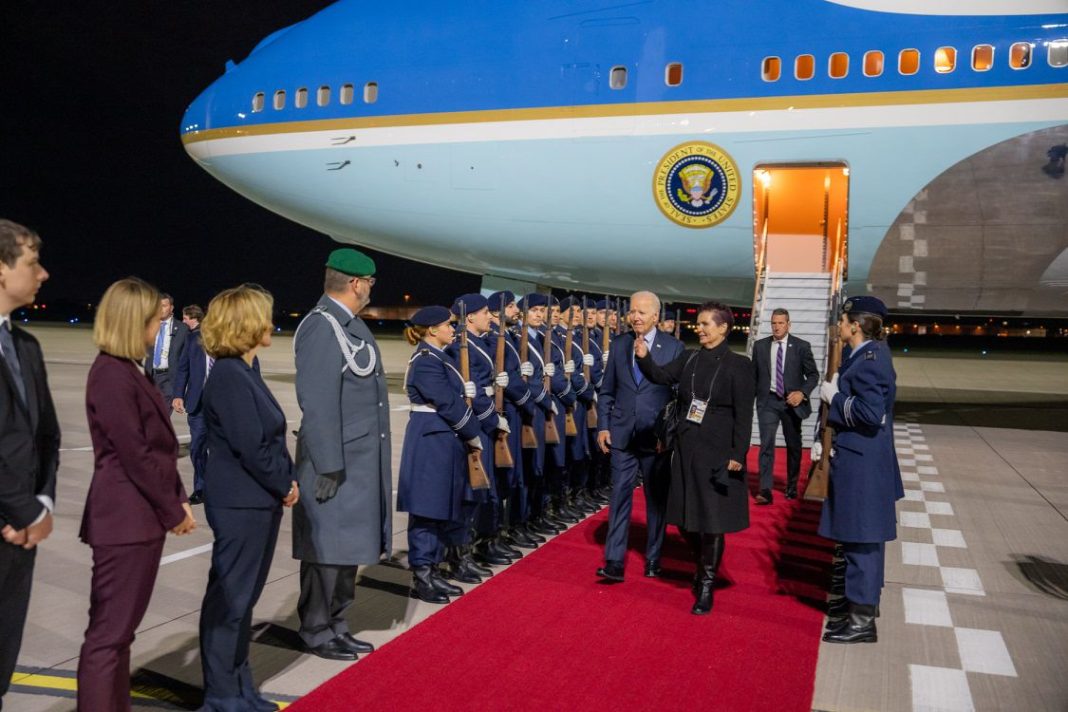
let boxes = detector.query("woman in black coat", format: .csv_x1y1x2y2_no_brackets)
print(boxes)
636,301,754,615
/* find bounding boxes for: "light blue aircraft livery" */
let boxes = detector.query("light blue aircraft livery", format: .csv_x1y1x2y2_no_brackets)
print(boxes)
181,0,1068,314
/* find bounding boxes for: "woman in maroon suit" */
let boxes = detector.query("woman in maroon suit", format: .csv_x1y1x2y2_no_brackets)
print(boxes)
78,277,196,712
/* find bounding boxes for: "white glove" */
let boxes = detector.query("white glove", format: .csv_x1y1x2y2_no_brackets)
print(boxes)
564,360,576,374
496,415,511,433
464,381,477,398
544,362,556,377
583,353,595,367
550,401,559,415
483,386,494,397
811,440,823,461
466,436,483,450
602,352,609,366
520,361,534,377
819,374,839,404
495,371,509,388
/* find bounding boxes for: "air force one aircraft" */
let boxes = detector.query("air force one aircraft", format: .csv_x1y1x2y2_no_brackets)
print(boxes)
180,0,1068,314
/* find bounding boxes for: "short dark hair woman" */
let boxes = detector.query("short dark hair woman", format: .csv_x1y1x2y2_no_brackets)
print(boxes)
635,301,755,615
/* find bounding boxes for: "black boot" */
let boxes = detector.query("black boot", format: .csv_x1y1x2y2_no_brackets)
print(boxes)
692,533,725,615
446,546,484,584
429,568,464,596
493,536,523,559
473,540,512,566
827,597,879,621
823,603,878,644
683,530,702,595
411,566,449,604
507,526,540,549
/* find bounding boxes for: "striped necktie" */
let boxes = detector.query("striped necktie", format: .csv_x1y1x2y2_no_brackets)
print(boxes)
774,340,785,397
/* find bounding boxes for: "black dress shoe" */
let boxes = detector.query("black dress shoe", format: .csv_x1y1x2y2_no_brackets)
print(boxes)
527,519,561,537
506,528,539,549
446,559,483,584
518,524,547,543
596,561,625,582
755,489,773,505
188,491,204,505
784,488,798,500
306,638,358,661
337,633,374,654
492,538,523,559
473,546,512,566
644,560,662,578
823,603,878,644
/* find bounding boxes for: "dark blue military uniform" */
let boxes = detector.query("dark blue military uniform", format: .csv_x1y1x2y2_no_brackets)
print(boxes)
818,339,898,607
397,343,484,567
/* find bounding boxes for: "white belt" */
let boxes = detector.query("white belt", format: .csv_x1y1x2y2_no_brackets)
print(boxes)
410,404,437,413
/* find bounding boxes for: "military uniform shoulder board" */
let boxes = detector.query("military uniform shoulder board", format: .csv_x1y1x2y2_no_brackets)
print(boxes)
865,350,876,360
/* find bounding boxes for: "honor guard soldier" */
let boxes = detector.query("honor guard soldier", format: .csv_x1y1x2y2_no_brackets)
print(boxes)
445,293,519,573
398,306,483,604
518,294,566,536
815,296,898,644
292,248,391,661
558,296,598,515
586,299,612,502
544,297,581,525
486,291,543,549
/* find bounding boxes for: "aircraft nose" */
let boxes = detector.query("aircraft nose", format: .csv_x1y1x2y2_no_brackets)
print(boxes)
180,88,213,162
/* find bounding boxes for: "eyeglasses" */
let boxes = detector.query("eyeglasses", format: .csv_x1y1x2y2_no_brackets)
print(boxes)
351,276,377,287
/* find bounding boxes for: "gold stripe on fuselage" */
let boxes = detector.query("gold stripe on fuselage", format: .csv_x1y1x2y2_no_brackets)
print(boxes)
181,83,1068,145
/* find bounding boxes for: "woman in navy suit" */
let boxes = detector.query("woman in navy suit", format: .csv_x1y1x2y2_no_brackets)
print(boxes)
816,296,897,645
397,306,484,604
78,278,196,712
198,285,298,711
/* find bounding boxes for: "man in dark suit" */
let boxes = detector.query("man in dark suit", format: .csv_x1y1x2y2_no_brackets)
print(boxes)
752,308,819,502
0,220,60,710
145,292,188,412
173,304,208,504
595,291,684,581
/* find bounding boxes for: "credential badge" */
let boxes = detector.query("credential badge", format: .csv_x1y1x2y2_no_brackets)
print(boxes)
653,141,740,229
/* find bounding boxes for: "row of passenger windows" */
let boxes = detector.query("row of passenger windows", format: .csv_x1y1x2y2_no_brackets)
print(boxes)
249,40,1067,110
762,40,1068,82
251,82,378,112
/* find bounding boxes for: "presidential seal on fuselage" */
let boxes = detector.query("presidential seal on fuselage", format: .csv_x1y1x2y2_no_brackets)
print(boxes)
653,141,740,229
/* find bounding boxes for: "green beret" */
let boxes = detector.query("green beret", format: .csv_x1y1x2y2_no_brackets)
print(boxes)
326,248,376,277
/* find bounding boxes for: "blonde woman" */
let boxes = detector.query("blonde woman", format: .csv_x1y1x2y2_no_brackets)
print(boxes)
78,277,195,712
197,285,297,711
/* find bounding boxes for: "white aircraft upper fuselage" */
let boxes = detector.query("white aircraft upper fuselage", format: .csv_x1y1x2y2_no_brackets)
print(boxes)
180,0,1068,311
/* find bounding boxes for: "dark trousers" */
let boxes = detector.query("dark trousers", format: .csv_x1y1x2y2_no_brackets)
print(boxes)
445,502,479,546
297,562,358,648
0,544,36,703
604,445,669,565
151,369,173,413
188,412,207,493
757,396,803,492
200,506,281,708
408,514,451,568
77,538,164,712
842,542,886,606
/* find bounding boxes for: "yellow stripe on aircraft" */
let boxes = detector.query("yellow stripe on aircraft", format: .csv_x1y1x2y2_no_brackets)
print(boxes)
181,83,1068,144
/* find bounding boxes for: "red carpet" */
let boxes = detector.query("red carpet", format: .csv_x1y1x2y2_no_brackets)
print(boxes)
290,448,833,712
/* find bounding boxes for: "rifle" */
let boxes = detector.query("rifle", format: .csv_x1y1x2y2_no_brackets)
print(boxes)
803,318,843,501
493,294,514,467
458,302,491,490
583,296,597,429
541,308,562,445
517,303,538,449
673,304,681,340
614,297,623,336
562,299,578,436
601,293,611,362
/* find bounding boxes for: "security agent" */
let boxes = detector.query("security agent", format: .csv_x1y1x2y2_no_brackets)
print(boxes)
145,292,188,411
815,296,898,644
752,308,819,502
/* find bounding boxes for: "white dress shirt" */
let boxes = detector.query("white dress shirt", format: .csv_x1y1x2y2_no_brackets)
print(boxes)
769,336,788,394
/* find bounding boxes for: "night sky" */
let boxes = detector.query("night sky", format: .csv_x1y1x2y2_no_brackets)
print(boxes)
1,1,478,318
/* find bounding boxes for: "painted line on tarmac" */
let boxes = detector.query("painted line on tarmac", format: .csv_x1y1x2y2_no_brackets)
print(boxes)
159,543,214,566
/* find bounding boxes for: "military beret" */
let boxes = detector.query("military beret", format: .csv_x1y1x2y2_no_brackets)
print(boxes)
558,296,580,311
661,310,677,321
547,295,560,308
842,295,888,319
487,290,516,310
451,293,489,317
594,299,609,310
325,248,376,277
410,305,452,327
520,293,549,309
